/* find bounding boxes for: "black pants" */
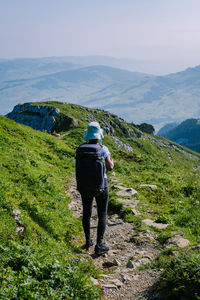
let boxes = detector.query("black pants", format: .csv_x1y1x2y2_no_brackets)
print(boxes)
81,187,109,244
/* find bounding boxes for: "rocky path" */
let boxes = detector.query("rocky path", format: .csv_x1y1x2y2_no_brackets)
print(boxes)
66,177,162,300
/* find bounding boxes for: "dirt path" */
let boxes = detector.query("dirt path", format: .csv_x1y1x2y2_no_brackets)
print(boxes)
66,177,162,300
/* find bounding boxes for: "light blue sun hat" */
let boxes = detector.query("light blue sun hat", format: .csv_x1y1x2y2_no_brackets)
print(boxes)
84,122,104,140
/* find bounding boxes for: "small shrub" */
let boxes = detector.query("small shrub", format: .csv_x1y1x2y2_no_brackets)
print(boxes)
158,253,200,300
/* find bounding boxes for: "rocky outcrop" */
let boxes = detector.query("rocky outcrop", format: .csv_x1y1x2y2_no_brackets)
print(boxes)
113,137,133,151
6,103,60,133
6,103,78,133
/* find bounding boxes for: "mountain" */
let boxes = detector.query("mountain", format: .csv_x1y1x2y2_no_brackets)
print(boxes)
1,101,200,298
158,118,200,153
1,57,200,130
0,62,151,116
157,122,179,136
0,57,81,81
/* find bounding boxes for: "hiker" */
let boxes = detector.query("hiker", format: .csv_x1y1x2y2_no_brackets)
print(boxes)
75,122,114,255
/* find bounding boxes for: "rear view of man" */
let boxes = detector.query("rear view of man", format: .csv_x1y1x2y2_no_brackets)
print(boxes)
75,122,114,255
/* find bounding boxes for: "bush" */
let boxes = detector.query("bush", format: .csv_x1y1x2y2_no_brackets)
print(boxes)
159,253,200,300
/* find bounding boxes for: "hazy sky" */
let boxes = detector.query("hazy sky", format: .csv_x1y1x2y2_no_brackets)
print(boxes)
1,0,200,73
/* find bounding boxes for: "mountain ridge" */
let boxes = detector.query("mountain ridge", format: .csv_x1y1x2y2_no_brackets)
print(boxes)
158,118,200,153
1,57,200,129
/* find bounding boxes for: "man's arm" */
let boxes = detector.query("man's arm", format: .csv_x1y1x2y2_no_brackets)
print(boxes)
105,154,114,171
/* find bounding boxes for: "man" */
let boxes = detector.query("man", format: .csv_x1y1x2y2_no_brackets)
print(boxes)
75,122,114,255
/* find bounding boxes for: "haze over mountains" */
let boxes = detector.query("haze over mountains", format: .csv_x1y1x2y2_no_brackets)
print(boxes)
1,56,200,130
158,118,200,153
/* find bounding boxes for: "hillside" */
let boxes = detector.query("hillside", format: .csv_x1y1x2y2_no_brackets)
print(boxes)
1,57,200,129
1,101,200,299
158,118,200,153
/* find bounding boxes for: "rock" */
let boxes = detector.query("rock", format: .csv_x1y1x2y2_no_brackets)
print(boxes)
135,129,143,138
117,198,139,207
114,119,130,137
121,274,132,282
16,226,25,235
194,165,200,170
110,279,123,287
6,104,60,133
90,277,99,285
142,219,169,229
165,235,190,248
103,259,119,268
131,209,141,216
103,283,118,289
11,210,21,221
126,260,135,269
168,153,173,161
130,231,156,246
113,137,133,152
56,115,78,132
110,120,118,129
113,185,126,190
116,188,138,197
140,184,158,190
86,114,96,121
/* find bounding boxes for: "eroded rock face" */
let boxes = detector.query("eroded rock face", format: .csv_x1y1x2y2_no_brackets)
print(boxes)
6,103,78,133
6,103,60,133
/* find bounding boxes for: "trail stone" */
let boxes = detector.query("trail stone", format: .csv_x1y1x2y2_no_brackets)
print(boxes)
126,260,135,269
165,235,190,248
103,283,118,289
131,209,141,216
140,184,158,190
121,274,132,282
117,198,139,207
114,185,126,190
103,259,119,268
142,219,169,229
110,279,123,287
116,188,138,197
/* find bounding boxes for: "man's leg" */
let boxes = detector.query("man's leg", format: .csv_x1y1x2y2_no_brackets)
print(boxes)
95,187,109,245
81,195,93,244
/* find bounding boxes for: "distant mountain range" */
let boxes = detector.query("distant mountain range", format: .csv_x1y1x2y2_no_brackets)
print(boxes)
158,118,200,153
1,56,200,129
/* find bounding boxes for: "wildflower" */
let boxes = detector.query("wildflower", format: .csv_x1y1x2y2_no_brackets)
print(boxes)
71,258,74,262
76,258,79,262
8,285,12,288
103,286,107,295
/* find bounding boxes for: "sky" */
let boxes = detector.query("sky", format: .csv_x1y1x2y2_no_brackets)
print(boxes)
1,0,200,74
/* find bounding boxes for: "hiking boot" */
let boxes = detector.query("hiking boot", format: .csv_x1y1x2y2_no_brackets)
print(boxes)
95,243,109,255
82,239,93,250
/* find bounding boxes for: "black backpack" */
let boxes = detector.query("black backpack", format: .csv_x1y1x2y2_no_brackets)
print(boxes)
75,143,105,197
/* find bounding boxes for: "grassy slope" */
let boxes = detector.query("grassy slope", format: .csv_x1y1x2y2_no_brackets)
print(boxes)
1,101,200,299
0,116,101,299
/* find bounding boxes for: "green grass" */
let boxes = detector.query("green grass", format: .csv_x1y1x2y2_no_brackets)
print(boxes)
1,101,200,299
0,116,102,299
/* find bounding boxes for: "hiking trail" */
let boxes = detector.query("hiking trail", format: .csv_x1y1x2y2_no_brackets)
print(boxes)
66,174,164,300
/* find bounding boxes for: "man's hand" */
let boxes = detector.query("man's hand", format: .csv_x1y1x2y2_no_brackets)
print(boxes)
105,155,114,171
